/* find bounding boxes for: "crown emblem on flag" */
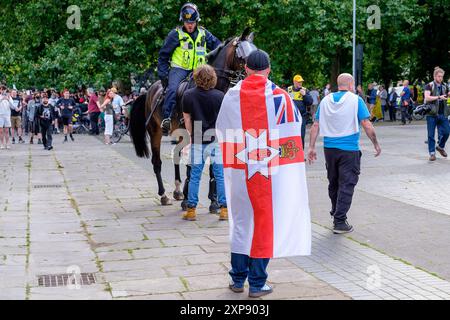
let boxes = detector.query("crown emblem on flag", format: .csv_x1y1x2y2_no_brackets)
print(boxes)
279,140,300,160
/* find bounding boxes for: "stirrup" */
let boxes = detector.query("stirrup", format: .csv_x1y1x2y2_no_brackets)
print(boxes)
161,118,171,136
161,118,171,129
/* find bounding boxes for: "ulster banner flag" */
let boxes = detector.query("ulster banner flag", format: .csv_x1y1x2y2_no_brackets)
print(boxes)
216,74,311,259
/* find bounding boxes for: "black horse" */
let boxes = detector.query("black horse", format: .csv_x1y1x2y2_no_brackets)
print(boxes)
129,29,256,207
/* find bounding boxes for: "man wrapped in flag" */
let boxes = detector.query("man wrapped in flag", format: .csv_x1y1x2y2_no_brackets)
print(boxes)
216,50,311,298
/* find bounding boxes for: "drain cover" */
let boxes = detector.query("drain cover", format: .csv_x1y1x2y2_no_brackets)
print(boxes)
37,273,96,287
33,184,63,189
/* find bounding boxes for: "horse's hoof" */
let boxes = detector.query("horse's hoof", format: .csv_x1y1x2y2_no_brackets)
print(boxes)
181,200,188,212
173,190,184,201
161,195,172,206
209,200,220,214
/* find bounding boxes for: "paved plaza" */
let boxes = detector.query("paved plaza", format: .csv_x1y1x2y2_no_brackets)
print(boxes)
1,122,450,300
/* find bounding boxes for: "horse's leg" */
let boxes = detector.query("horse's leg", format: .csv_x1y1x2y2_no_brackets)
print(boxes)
181,164,191,211
174,164,184,200
173,137,184,201
149,127,171,206
208,165,219,214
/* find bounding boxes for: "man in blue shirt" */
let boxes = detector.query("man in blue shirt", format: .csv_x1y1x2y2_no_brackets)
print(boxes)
425,67,449,161
308,73,381,234
400,80,413,125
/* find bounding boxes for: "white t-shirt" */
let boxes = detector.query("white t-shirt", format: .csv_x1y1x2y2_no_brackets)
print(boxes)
0,96,13,116
112,95,124,114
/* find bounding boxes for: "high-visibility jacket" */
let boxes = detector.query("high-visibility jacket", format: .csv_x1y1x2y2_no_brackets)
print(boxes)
171,26,207,71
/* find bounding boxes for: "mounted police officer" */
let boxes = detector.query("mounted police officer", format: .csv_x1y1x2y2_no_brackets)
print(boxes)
158,3,221,135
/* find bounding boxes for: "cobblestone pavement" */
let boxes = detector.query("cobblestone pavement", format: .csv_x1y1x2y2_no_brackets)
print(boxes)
1,122,450,300
0,135,346,300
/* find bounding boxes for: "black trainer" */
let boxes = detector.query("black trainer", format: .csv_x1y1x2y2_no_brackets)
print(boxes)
70,134,74,142
333,221,354,234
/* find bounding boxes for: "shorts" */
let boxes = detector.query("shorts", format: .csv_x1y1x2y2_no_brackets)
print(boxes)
62,116,73,126
104,114,114,136
0,115,11,128
11,116,22,128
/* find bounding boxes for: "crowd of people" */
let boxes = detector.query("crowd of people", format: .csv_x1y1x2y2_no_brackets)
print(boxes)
0,85,142,150
1,1,448,300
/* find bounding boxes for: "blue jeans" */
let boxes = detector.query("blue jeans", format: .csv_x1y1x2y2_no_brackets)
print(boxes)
187,143,226,208
427,114,450,154
162,67,191,119
381,104,386,119
229,253,270,292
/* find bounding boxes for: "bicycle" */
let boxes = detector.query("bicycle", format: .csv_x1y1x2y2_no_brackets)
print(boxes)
111,114,129,143
72,108,90,134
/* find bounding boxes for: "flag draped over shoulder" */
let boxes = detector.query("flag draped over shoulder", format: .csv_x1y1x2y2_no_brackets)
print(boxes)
216,74,311,259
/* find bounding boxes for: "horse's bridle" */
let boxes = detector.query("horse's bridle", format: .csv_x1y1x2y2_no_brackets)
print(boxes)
214,68,246,89
214,39,256,91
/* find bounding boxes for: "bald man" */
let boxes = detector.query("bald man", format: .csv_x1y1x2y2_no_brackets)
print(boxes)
308,73,381,234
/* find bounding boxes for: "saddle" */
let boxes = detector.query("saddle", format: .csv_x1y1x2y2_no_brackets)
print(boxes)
173,76,195,126
149,76,195,133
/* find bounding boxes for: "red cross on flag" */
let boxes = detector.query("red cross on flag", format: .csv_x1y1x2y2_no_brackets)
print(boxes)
216,74,311,259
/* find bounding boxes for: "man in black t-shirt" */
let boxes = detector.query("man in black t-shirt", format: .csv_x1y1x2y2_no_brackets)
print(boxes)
36,96,55,150
57,90,76,142
181,64,227,222
425,67,449,161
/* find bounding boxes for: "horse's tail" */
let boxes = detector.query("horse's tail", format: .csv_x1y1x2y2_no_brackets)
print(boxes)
129,94,150,158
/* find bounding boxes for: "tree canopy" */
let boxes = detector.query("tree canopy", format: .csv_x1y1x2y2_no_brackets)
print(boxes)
0,0,448,91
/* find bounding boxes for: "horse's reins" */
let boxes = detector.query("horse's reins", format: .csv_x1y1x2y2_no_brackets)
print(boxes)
145,89,164,129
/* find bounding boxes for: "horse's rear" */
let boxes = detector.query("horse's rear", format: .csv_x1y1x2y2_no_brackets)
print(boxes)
129,81,164,158
129,81,179,205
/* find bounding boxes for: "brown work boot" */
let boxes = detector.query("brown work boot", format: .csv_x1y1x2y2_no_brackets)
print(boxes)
429,154,437,161
436,146,448,158
182,207,197,221
219,207,228,221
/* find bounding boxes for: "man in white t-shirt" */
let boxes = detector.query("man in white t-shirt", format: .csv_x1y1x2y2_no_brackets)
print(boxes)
0,86,14,149
111,88,124,120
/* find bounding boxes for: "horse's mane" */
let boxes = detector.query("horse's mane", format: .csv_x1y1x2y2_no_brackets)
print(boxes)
207,38,234,65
